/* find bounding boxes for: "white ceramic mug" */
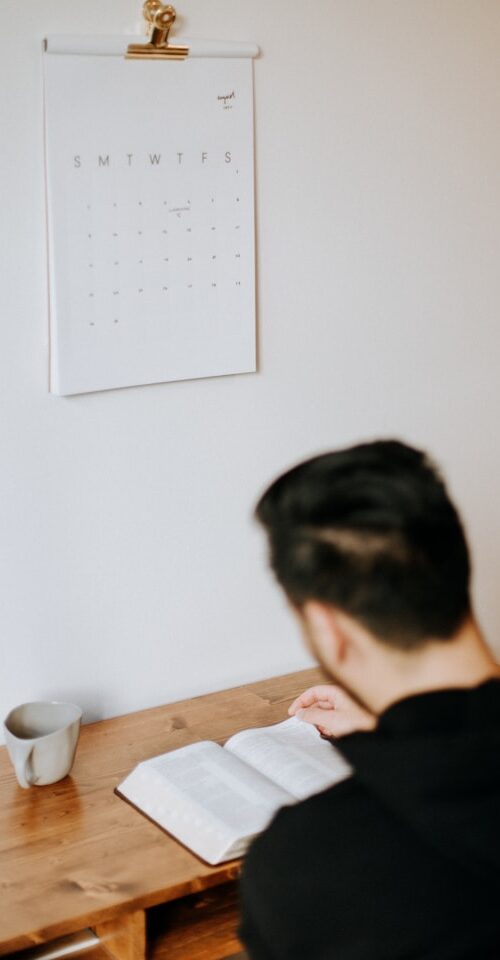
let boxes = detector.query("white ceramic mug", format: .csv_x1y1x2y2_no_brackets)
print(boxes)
3,701,82,788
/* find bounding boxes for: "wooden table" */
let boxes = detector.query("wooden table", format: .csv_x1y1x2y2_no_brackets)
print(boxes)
0,667,324,960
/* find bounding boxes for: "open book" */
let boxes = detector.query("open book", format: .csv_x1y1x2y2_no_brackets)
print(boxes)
116,717,352,865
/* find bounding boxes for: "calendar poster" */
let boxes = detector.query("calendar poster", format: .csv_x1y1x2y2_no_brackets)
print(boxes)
43,53,256,395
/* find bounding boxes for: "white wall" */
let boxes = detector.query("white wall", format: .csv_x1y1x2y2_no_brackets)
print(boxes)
1,0,500,738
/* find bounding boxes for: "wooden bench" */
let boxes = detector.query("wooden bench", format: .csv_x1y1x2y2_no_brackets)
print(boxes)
0,667,324,960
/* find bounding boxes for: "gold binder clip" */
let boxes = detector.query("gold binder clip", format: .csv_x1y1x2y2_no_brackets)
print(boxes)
127,1,189,59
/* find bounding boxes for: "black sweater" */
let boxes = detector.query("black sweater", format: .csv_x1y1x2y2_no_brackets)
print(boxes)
239,680,500,959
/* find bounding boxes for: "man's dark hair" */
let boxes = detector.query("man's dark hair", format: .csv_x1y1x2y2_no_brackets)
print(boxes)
255,439,471,648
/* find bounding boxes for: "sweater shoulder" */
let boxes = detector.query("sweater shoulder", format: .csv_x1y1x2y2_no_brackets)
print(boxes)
245,777,364,871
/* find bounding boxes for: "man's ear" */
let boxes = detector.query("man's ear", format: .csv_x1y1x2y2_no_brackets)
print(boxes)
302,601,349,665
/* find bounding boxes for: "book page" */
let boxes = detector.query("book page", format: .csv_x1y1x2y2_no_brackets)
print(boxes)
225,717,352,800
118,740,292,864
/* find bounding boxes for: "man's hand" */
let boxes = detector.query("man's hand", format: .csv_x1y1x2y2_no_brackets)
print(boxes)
288,684,377,738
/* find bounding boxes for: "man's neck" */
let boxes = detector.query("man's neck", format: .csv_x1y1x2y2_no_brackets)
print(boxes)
361,619,500,715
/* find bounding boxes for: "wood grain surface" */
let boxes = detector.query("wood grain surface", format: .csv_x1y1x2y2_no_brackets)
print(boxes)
1,667,325,956
95,909,146,960
148,883,244,960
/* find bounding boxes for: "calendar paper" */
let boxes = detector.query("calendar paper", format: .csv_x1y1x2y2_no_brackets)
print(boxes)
43,53,256,395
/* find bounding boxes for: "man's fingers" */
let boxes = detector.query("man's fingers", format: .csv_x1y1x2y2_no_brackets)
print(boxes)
297,706,337,728
288,694,312,714
288,685,340,715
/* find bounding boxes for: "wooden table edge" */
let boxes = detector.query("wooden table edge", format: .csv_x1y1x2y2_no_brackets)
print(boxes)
1,666,325,959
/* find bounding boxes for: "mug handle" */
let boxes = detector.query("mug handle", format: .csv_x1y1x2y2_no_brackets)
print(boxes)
14,742,36,789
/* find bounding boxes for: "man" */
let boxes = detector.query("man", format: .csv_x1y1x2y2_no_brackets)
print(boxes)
239,439,500,960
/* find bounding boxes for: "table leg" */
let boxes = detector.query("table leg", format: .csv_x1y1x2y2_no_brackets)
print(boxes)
93,909,146,960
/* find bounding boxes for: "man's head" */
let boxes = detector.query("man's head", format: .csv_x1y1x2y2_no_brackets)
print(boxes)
256,440,474,699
